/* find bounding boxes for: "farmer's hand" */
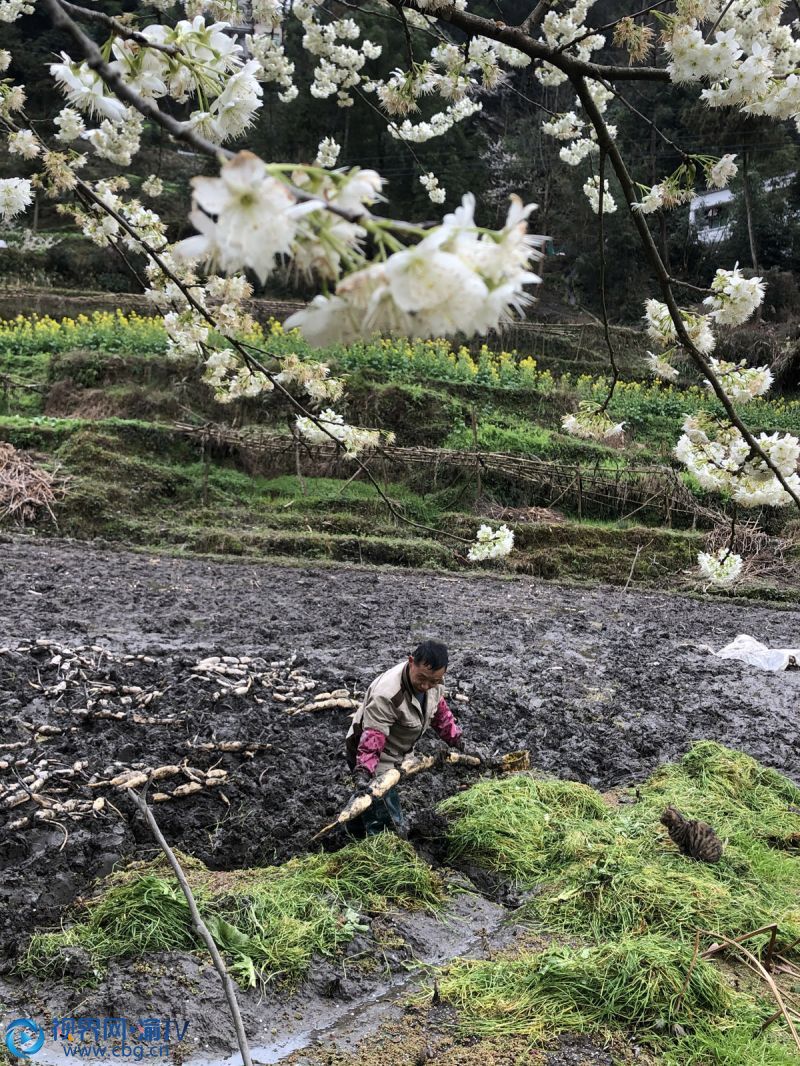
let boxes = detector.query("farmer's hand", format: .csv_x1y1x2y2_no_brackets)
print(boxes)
452,737,492,764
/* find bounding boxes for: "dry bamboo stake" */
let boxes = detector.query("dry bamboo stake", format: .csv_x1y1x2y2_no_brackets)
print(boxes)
127,787,253,1066
675,928,701,1015
697,929,800,1053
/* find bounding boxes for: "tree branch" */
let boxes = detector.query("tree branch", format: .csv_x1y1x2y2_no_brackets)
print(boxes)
44,0,232,160
705,0,736,42
405,1,671,82
595,148,619,413
518,0,550,35
598,78,690,160
45,0,419,229
571,73,800,511
127,787,253,1066
58,1,180,57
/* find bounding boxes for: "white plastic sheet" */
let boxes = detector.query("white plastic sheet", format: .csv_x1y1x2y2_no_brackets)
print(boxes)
714,633,800,672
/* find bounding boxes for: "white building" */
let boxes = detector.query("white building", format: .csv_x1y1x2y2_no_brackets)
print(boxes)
688,172,795,245
688,187,734,244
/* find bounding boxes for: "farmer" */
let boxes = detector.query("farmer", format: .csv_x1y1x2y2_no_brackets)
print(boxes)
344,639,480,837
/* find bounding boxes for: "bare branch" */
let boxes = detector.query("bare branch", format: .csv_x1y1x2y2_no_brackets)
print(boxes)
518,0,551,35
128,787,253,1066
391,0,416,65
668,276,714,295
595,148,619,414
598,78,691,160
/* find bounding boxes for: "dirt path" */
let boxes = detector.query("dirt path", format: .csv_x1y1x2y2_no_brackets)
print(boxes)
2,535,799,1058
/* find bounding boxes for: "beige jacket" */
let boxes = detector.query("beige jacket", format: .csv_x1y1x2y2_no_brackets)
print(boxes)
346,660,445,772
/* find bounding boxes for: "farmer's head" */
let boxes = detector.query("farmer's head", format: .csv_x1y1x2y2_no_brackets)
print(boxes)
408,640,448,691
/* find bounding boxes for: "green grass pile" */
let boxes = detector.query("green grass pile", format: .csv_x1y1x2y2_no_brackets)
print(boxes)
22,835,444,988
440,743,800,946
435,742,800,1061
431,936,796,1063
432,935,730,1038
440,774,610,882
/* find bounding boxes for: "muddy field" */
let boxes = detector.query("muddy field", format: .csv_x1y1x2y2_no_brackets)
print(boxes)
2,535,800,1062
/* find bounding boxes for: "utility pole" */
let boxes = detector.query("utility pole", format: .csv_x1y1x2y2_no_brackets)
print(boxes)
742,149,760,273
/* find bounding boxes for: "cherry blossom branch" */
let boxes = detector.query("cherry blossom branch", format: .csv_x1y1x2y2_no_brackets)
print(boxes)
409,2,671,82
552,0,671,56
45,0,232,160
45,0,431,233
571,73,800,512
58,1,180,57
333,0,437,34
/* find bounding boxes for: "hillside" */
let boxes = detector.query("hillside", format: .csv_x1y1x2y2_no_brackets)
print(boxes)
1,306,799,601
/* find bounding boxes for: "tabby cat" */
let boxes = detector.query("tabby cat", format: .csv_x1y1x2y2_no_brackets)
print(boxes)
660,805,724,863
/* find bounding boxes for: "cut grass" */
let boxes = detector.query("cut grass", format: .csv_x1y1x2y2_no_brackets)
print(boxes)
430,935,796,1062
431,935,731,1039
434,749,800,1063
440,743,800,947
22,835,445,988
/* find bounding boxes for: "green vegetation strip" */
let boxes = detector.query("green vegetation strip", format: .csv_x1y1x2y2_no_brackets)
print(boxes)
433,742,800,1062
3,311,800,443
22,834,444,988
432,937,797,1064
440,742,800,944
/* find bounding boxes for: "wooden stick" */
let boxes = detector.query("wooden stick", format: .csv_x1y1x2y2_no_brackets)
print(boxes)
623,544,642,592
765,924,779,972
676,928,701,1014
128,788,253,1066
697,929,800,1053
701,924,779,961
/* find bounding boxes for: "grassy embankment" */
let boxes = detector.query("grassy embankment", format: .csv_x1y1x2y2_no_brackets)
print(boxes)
20,743,800,1062
1,310,799,596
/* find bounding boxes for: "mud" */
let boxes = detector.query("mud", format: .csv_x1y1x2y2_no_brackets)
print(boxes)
2,535,800,1060
2,890,511,1064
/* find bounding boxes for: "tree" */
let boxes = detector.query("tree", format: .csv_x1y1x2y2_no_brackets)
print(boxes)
1,0,799,573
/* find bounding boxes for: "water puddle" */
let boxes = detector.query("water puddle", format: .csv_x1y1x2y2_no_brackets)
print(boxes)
191,891,508,1065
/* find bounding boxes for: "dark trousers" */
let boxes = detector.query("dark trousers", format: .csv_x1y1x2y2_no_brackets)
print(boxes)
358,786,405,837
